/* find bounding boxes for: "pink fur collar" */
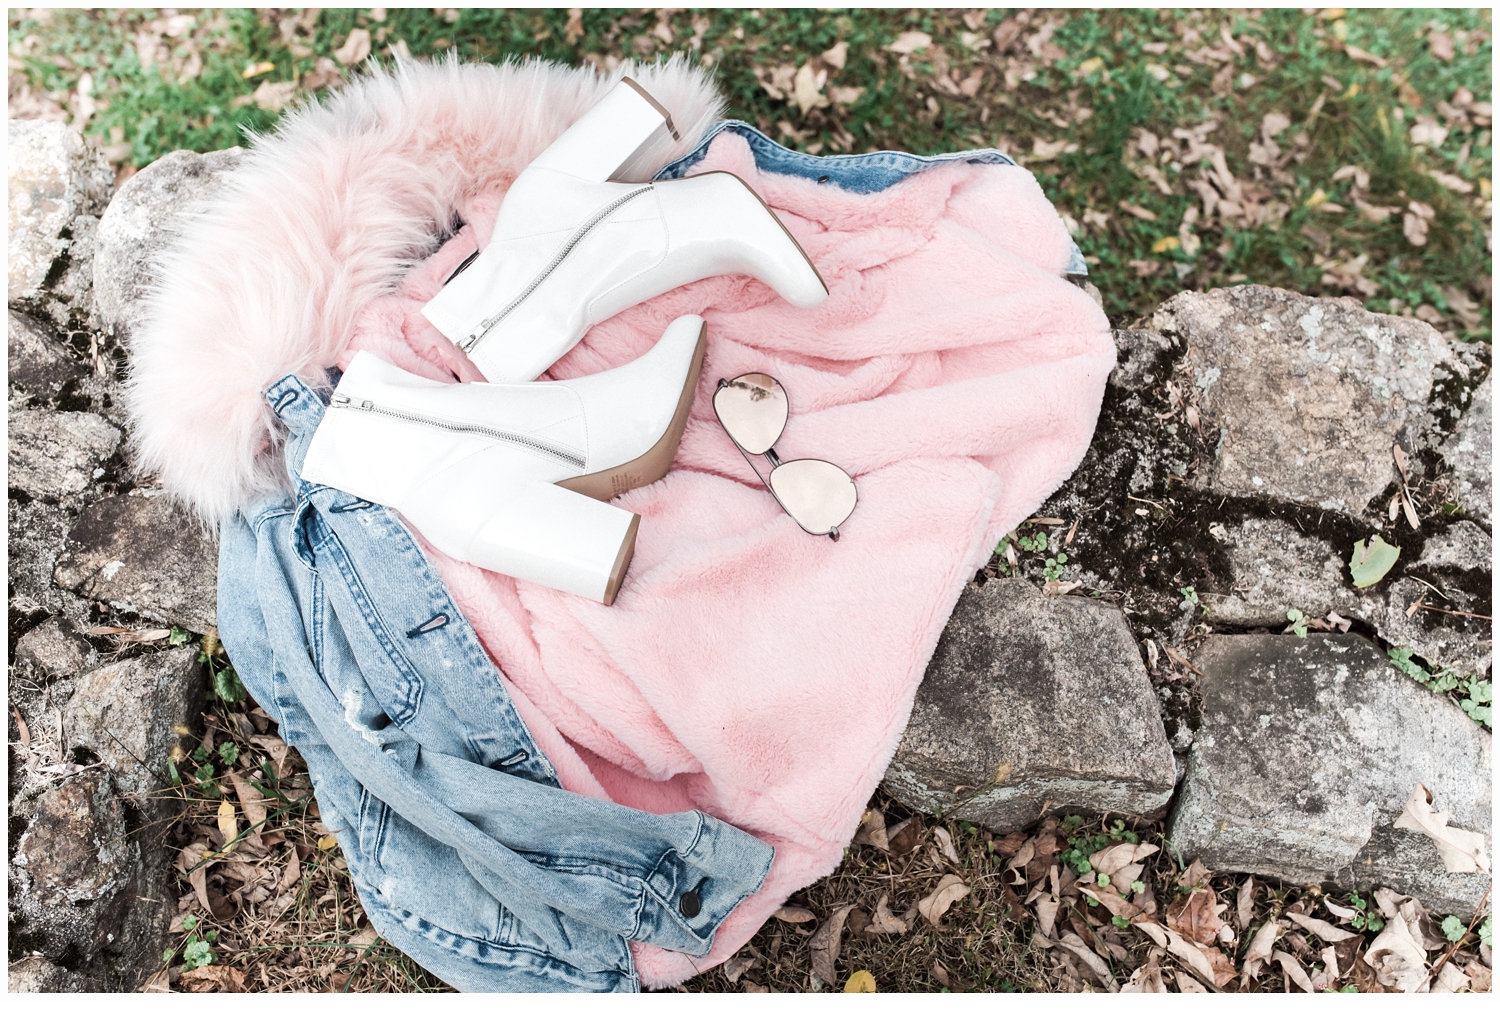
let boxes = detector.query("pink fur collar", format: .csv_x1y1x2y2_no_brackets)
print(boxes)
124,57,724,525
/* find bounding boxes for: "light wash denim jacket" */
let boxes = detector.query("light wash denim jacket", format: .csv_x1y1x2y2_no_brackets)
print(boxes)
217,124,1085,993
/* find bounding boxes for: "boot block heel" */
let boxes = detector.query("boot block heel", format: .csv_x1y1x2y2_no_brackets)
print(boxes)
556,317,706,502
530,77,678,185
467,481,640,604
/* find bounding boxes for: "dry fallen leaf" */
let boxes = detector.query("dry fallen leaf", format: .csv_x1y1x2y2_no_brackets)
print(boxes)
178,965,248,993
1006,838,1036,873
1198,943,1237,988
1134,918,1169,947
885,31,932,55
1080,885,1140,921
1167,885,1226,946
1343,44,1387,68
226,770,268,844
1032,137,1075,161
1433,961,1472,993
917,874,971,927
1236,876,1255,931
1176,971,1209,993
176,840,215,913
87,626,171,643
1242,919,1280,979
1122,948,1167,993
886,817,921,856
864,893,907,935
1091,842,1159,876
1274,951,1316,993
140,967,173,993
792,62,829,114
1034,897,1059,939
252,79,297,112
250,733,291,778
1058,932,1120,992
1287,911,1357,943
1154,923,1236,988
772,904,816,924
1111,860,1147,894
1324,897,1358,921
1393,784,1490,872
933,826,961,863
809,905,855,986
852,807,889,851
216,799,239,853
1429,170,1475,194
1365,904,1430,993
280,843,300,893
722,955,755,984
334,28,372,66
843,969,877,993
1177,859,1212,888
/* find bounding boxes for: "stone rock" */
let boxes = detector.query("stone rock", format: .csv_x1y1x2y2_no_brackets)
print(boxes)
7,409,121,499
7,958,109,993
13,615,98,683
1373,577,1491,679
1201,514,1490,677
1417,520,1491,572
9,309,84,405
7,120,113,302
884,578,1176,832
11,770,135,962
49,210,100,316
15,770,133,904
1023,327,1209,638
1440,374,1491,527
1148,286,1468,517
63,645,204,803
93,147,243,341
1168,633,1491,916
1200,516,1362,627
7,495,77,620
53,491,218,633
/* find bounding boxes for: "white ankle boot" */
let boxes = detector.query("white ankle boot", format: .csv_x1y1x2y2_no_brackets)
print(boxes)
421,77,826,384
301,315,708,604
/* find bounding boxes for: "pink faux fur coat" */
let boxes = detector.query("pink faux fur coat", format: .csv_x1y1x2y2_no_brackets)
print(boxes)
125,58,1113,987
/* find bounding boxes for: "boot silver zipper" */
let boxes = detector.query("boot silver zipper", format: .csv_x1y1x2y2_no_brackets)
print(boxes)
330,394,586,469
458,185,656,353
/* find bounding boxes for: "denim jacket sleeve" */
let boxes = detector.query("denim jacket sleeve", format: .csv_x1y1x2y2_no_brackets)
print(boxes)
217,374,774,987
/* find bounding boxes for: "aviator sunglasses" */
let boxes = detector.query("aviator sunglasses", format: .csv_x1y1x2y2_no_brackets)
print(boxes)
712,373,858,540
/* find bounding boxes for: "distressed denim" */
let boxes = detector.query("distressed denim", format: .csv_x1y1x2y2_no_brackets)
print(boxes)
218,124,1086,993
218,376,775,992
655,120,1090,278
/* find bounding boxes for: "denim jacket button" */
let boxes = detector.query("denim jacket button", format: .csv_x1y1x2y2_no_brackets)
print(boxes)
678,890,702,918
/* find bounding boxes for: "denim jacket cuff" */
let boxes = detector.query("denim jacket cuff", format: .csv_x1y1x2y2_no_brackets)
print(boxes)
630,812,775,955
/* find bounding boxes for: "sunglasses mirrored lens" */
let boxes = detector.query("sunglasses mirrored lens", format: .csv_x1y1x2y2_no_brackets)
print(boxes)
768,459,857,536
713,373,787,455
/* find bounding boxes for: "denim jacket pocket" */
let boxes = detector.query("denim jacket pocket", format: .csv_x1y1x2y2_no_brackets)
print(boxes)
358,787,513,946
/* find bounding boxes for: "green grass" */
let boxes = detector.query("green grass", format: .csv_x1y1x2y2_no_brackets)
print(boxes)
8,8,1491,337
